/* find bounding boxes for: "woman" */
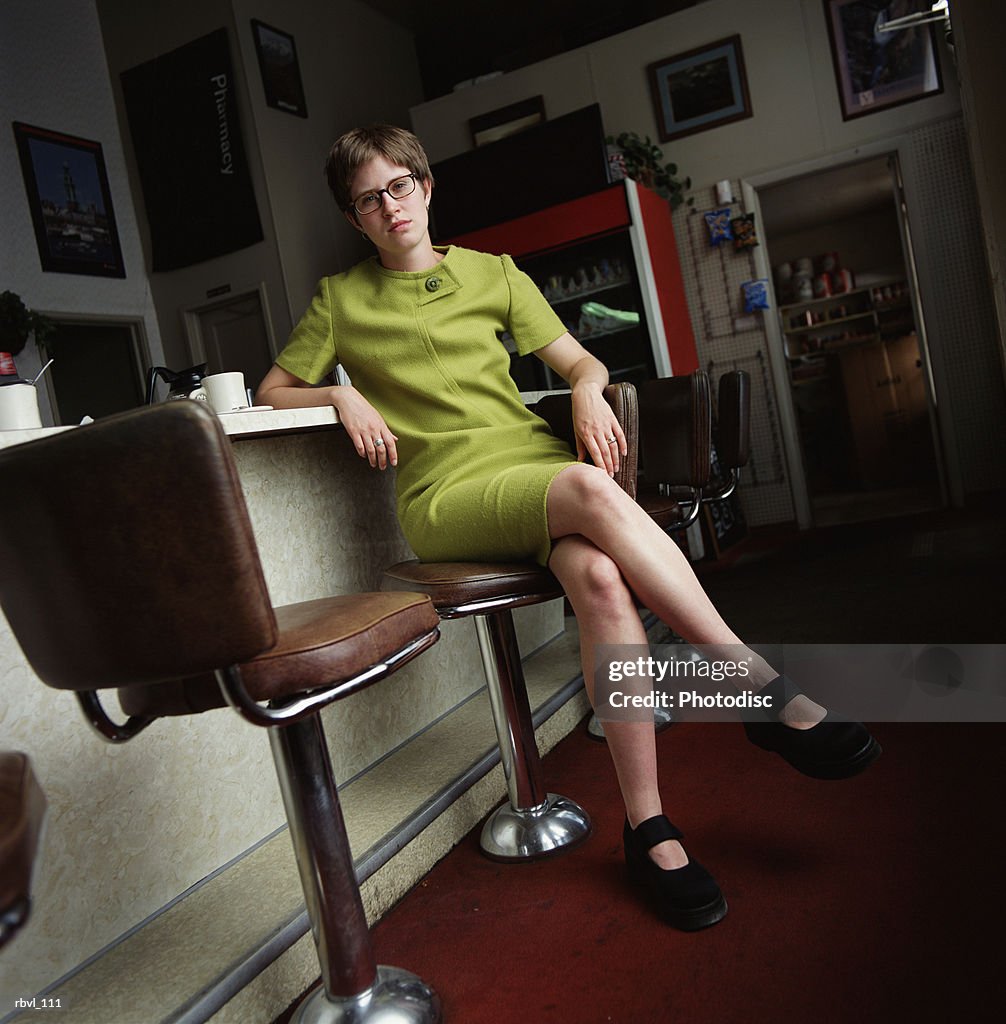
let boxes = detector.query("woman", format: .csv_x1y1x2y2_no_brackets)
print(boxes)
258,124,880,932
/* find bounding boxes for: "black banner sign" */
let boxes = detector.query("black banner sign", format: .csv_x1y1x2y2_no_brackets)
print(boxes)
121,28,263,271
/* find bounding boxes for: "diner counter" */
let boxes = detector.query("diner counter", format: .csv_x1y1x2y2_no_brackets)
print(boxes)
0,404,565,1004
0,402,342,448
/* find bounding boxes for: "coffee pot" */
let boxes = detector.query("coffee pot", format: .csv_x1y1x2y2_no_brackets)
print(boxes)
146,364,208,405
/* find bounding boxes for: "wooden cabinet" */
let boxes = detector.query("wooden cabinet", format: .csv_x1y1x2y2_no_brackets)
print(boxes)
780,282,914,386
837,334,931,488
779,281,932,491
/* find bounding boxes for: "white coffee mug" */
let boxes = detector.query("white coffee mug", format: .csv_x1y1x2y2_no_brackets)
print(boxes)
0,383,43,430
191,372,249,413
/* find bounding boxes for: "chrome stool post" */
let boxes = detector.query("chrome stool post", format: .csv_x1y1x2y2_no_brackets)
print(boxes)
270,716,441,1024
474,611,591,861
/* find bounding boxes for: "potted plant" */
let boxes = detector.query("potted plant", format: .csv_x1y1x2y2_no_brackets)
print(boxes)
606,132,693,210
0,291,53,378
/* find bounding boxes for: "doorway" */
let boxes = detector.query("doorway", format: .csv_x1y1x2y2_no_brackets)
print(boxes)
755,154,944,527
183,287,275,388
39,317,149,425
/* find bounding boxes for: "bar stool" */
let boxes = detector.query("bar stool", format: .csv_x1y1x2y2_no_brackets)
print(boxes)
0,752,47,951
636,369,751,535
0,403,442,1024
382,382,638,861
635,370,712,532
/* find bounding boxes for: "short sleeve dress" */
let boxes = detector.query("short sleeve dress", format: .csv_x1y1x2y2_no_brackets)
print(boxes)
275,245,580,566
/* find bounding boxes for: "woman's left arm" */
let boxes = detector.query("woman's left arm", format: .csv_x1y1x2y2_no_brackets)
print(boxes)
535,332,627,476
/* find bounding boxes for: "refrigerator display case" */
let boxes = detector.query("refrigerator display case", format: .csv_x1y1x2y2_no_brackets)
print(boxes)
445,179,698,391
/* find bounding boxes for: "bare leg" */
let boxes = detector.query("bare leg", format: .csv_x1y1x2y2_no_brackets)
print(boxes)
549,535,687,869
547,464,825,727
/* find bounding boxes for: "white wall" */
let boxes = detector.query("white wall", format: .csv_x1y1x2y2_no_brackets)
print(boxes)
410,0,961,183
232,0,425,321
0,0,164,422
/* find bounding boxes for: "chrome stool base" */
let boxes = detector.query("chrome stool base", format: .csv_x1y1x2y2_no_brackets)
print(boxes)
586,708,673,741
480,792,591,861
292,966,442,1024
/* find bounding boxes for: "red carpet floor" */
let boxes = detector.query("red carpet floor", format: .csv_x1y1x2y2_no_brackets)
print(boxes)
368,718,1005,1023
278,505,1005,1022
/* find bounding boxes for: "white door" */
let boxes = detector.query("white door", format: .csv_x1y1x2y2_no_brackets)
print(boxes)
184,288,275,389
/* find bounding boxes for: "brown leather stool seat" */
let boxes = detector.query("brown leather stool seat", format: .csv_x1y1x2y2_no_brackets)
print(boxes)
382,561,563,614
0,403,442,1024
636,483,686,530
0,752,47,950
383,383,638,861
117,592,438,720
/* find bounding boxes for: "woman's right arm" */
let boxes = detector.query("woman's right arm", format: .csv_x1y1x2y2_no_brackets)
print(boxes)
256,365,398,469
256,364,340,409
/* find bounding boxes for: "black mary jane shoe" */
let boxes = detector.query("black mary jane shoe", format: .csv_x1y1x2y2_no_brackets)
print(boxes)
744,675,882,780
623,815,727,931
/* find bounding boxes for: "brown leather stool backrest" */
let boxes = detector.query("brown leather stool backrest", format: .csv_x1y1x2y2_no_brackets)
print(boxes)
532,382,639,499
715,370,751,470
638,371,712,489
0,403,278,693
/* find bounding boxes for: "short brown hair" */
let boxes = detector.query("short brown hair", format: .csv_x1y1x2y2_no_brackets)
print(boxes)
325,124,434,213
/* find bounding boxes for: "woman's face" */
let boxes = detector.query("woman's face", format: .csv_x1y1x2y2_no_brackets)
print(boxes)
346,154,434,268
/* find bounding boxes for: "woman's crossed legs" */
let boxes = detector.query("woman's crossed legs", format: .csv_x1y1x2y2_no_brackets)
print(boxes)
545,465,826,871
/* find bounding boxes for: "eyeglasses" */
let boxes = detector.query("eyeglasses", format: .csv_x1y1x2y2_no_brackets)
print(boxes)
351,174,417,216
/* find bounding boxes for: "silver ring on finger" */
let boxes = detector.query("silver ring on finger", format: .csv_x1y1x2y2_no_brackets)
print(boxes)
374,438,385,447
605,435,616,445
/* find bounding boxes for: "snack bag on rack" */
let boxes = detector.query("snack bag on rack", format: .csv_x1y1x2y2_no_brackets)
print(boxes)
742,279,770,312
704,208,733,246
731,213,759,250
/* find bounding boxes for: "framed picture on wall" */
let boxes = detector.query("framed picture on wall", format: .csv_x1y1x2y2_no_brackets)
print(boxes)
251,20,308,117
647,35,752,142
12,121,126,278
824,0,943,120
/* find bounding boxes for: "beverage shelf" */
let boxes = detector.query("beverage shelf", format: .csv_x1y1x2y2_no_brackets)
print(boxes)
783,311,876,335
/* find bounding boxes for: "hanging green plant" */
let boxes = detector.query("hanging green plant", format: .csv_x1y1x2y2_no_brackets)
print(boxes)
607,131,693,210
0,291,54,356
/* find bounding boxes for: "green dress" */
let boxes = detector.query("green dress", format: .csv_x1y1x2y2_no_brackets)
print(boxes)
276,245,579,566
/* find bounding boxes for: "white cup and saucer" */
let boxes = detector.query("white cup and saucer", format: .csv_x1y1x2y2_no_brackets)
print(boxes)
191,372,273,415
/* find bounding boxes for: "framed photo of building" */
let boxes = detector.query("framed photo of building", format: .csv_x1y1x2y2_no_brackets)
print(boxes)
12,122,125,278
647,36,752,142
251,20,308,117
824,0,943,120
